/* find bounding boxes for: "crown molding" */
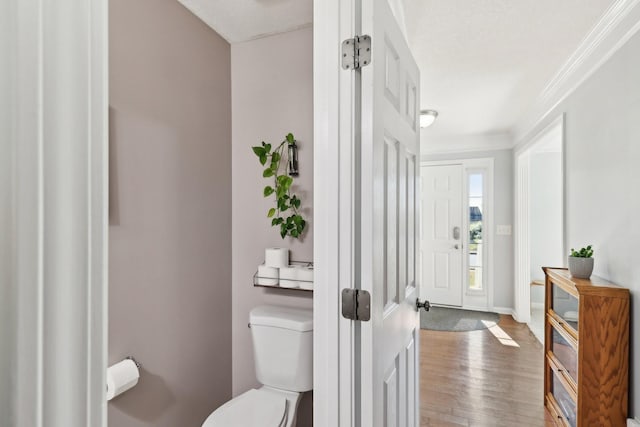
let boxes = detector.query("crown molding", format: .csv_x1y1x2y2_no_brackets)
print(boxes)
421,132,512,156
513,114,565,156
513,0,640,145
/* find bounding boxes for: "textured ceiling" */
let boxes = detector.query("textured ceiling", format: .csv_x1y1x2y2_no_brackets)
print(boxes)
176,0,312,43
179,0,615,145
405,0,616,141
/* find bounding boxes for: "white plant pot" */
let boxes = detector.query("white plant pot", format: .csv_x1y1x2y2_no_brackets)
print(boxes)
568,256,594,279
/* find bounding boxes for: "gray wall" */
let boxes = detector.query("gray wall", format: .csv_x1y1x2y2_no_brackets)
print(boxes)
109,1,232,426
521,29,640,418
530,152,563,304
231,27,314,427
423,149,515,309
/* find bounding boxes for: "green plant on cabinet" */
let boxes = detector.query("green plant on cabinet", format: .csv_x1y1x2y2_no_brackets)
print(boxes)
570,245,593,258
252,133,307,239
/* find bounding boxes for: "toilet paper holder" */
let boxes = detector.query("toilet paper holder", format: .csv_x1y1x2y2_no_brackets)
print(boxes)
125,356,141,369
106,356,142,401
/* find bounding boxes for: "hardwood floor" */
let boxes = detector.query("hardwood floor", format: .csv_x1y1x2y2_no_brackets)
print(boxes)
420,315,557,427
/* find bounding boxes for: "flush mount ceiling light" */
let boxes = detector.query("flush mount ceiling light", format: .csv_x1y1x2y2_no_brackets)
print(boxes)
420,110,438,128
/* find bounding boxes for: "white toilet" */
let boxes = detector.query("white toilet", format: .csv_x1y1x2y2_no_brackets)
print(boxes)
203,305,313,427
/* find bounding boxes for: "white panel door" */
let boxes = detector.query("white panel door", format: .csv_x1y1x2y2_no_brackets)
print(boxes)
421,165,463,306
359,0,421,425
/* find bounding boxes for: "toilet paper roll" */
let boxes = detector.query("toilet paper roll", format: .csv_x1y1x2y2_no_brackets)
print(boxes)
257,263,279,286
297,266,314,290
265,247,289,268
279,266,299,288
107,359,140,401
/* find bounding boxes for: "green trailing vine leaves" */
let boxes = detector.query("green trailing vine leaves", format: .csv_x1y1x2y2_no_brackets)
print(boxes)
252,133,307,239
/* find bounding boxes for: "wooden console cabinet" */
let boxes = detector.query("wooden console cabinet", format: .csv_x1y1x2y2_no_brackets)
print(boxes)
543,267,629,427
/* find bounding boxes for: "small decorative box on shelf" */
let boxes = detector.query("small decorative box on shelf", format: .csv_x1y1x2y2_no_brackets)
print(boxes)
542,267,629,427
253,260,314,292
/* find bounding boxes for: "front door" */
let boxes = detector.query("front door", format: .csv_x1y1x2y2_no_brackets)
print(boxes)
358,0,421,425
421,164,463,306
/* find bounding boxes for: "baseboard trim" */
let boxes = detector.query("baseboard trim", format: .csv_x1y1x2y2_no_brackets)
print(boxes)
462,304,490,313
491,306,516,317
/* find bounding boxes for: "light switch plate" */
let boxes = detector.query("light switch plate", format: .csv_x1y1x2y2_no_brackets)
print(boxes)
496,225,512,236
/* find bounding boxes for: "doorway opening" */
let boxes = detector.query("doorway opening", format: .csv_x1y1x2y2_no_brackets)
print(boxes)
514,115,565,330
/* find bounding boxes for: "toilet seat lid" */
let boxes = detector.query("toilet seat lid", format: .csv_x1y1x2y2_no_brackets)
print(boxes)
203,389,287,427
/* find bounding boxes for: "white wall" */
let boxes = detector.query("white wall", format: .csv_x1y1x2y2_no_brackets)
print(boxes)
422,149,514,310
529,152,563,304
231,27,314,427
519,29,640,418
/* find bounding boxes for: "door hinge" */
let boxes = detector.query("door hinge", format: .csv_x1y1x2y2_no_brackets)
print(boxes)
341,289,371,321
341,35,371,70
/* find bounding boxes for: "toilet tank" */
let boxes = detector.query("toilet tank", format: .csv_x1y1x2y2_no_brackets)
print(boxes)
249,305,313,392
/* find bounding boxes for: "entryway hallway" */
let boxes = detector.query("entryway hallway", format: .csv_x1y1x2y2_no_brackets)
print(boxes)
420,315,555,426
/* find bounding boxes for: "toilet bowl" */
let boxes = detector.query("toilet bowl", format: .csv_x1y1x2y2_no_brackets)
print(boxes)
202,387,302,427
202,305,313,427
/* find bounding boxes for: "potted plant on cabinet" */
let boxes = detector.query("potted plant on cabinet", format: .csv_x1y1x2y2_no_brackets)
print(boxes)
568,245,594,279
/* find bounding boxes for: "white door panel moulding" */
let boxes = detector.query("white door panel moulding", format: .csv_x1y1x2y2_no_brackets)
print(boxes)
421,164,464,307
359,0,422,423
514,0,640,144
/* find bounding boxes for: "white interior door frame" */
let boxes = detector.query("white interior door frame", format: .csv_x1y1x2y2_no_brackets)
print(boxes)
0,0,16,418
1,1,108,425
514,151,531,323
420,158,494,312
313,0,357,425
513,114,565,323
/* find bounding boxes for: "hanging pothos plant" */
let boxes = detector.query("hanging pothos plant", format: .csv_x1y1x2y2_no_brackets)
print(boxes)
252,133,307,239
